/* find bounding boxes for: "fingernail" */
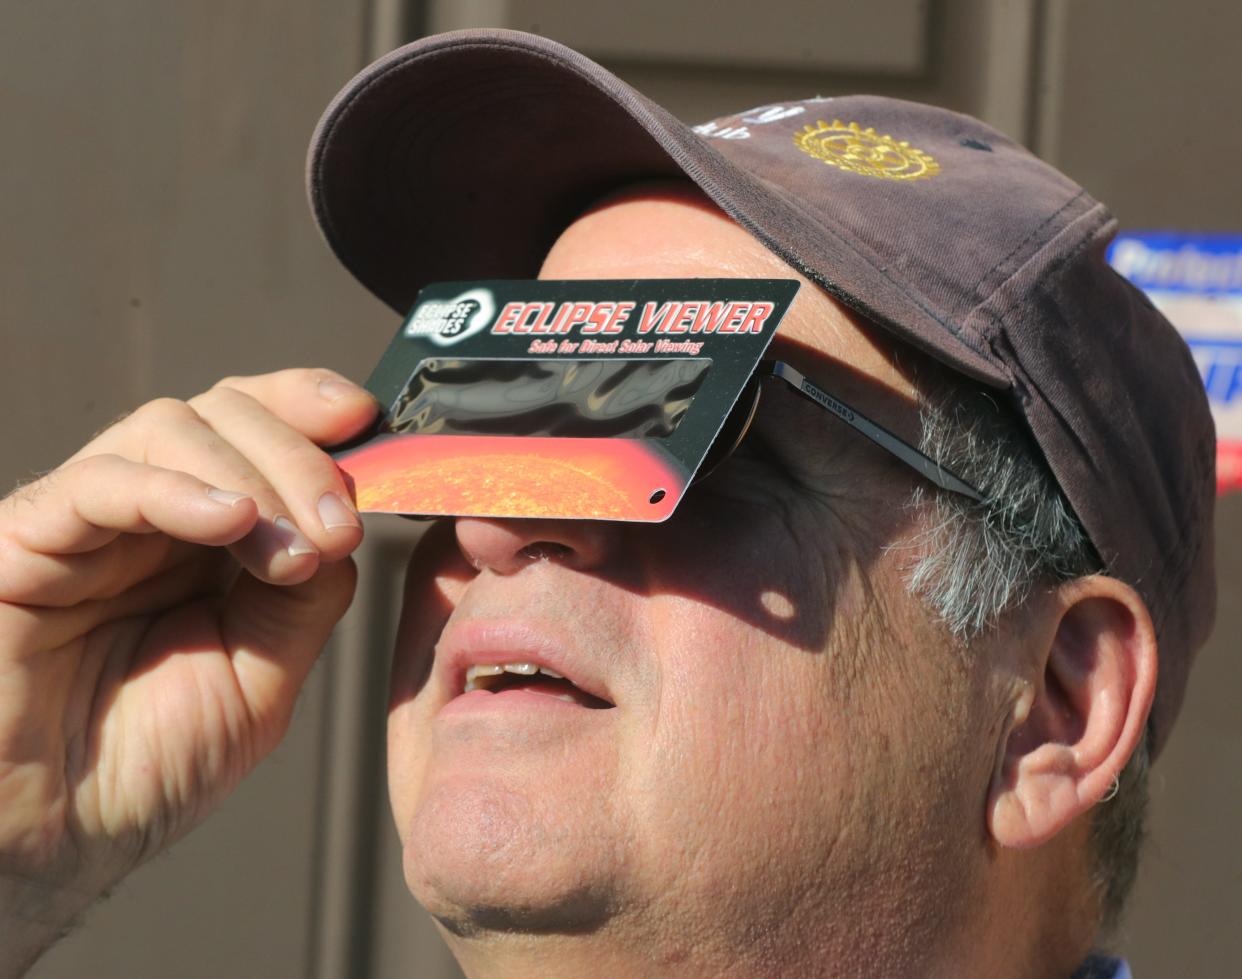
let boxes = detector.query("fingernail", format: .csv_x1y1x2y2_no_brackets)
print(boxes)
206,487,251,508
317,491,361,531
273,516,317,557
318,377,360,403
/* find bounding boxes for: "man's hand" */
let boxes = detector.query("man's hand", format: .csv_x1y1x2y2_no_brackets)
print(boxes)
0,369,377,974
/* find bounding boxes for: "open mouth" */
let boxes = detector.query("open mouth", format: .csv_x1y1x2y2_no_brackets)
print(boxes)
463,662,614,709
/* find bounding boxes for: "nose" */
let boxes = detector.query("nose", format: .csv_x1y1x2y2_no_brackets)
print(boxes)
453,517,617,575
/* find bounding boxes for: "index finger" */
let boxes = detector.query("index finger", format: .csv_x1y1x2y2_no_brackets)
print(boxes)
2,455,259,556
212,368,378,446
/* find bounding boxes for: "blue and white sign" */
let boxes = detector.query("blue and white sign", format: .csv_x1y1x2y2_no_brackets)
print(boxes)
1110,233,1242,295
1109,232,1242,494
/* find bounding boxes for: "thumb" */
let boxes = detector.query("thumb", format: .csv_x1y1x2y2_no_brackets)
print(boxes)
222,557,357,753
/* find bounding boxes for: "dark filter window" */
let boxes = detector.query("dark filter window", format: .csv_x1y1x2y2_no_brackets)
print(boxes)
386,358,712,439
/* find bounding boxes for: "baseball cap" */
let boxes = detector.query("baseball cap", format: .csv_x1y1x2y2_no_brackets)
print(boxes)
306,28,1215,757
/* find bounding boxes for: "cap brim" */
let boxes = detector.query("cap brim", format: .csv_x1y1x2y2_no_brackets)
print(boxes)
307,28,1008,388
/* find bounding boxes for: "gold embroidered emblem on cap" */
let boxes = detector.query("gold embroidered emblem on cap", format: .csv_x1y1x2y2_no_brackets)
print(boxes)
794,120,940,180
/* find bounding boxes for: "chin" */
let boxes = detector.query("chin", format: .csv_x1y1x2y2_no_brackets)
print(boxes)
401,772,623,937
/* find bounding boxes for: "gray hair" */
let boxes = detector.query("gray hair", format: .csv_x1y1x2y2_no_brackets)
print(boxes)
901,381,1149,936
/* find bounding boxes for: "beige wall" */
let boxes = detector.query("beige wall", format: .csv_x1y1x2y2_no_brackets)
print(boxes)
3,1,1237,976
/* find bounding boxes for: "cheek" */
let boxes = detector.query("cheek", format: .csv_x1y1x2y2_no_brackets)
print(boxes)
387,526,475,831
633,503,850,770
389,523,472,708
623,591,864,901
387,705,421,843
654,498,841,657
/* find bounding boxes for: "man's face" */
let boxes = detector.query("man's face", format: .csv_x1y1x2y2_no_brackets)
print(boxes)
385,186,1000,961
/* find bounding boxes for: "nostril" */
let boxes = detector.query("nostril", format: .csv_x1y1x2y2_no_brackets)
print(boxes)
454,517,612,574
519,541,574,562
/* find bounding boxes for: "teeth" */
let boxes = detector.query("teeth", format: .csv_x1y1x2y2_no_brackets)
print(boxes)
462,662,570,694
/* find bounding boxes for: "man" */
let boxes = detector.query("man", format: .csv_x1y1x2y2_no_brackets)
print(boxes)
0,30,1214,979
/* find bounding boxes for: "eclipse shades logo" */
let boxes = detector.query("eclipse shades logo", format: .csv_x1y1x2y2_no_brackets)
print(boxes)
404,288,497,346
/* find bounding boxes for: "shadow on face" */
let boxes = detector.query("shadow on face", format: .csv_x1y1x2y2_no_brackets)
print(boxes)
391,181,944,691
382,185,986,960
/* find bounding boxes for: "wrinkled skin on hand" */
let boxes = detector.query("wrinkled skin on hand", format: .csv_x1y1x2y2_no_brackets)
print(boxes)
0,368,376,972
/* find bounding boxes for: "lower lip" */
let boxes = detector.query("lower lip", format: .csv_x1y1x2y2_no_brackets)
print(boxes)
438,686,610,719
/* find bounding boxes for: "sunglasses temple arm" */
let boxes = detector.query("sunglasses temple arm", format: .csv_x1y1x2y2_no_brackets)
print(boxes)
764,361,985,504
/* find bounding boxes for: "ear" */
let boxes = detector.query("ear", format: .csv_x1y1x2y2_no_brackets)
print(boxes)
987,576,1158,849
